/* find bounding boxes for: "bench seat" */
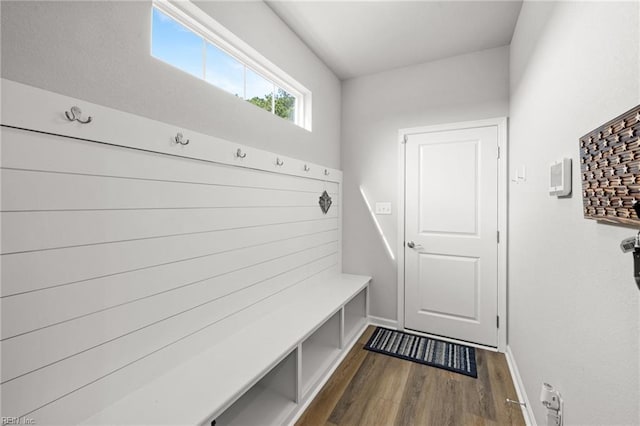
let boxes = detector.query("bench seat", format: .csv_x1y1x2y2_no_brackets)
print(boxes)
82,273,371,425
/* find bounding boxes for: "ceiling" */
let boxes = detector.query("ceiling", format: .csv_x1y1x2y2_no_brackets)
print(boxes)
267,1,523,80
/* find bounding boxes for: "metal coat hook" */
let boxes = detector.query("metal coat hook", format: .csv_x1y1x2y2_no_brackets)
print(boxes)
174,132,189,145
65,106,92,124
276,157,284,166
236,148,247,159
303,164,310,172
324,169,330,176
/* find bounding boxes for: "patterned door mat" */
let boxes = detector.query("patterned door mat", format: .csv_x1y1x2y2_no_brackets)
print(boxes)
364,327,477,378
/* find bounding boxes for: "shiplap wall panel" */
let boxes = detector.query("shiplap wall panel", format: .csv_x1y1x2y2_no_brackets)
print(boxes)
1,169,337,211
2,206,337,254
1,219,337,297
2,239,337,380
2,241,338,382
1,127,339,194
0,82,342,426
0,80,342,185
3,254,338,418
23,269,341,426
2,246,335,393
2,229,338,337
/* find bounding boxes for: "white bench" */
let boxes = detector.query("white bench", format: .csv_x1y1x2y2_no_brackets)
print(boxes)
82,273,370,426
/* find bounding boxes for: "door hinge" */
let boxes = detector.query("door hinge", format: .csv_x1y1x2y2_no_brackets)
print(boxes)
497,231,500,243
497,146,501,159
497,316,500,328
402,134,408,144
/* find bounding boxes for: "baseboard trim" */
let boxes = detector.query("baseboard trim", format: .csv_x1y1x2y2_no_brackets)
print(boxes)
368,315,398,329
505,345,536,426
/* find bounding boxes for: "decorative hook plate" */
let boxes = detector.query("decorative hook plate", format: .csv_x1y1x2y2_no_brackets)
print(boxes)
319,190,332,214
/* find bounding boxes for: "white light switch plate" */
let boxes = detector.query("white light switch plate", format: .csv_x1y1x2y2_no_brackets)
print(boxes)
375,202,392,215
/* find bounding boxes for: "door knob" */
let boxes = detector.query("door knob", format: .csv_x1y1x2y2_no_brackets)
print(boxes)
407,241,416,249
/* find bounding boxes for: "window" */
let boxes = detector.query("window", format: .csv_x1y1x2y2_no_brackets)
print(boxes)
151,1,310,130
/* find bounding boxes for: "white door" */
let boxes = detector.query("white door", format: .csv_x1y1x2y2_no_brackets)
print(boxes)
404,125,499,347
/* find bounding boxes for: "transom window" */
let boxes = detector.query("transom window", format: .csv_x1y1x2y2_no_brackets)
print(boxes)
151,1,311,130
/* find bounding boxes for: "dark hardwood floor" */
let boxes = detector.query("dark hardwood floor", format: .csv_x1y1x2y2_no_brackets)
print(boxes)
296,326,525,426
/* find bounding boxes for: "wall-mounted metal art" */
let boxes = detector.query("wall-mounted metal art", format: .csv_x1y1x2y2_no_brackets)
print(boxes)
319,190,332,214
580,104,640,225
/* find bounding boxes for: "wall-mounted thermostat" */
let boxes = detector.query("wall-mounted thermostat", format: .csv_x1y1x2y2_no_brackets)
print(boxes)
549,158,572,196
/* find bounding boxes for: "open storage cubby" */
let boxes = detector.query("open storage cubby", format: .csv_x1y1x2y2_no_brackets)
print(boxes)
300,310,341,397
344,288,368,344
214,350,298,426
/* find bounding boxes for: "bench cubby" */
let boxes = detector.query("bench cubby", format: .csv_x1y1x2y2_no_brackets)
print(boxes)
301,310,342,397
344,288,368,344
215,349,298,426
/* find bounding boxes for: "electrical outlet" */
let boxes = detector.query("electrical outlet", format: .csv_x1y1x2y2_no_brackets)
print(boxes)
375,202,392,215
540,383,563,426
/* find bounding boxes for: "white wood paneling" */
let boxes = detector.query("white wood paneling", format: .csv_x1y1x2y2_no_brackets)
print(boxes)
2,206,337,255
0,79,341,183
2,243,338,382
0,126,338,198
2,254,338,417
0,80,344,422
1,168,337,211
2,230,338,337
1,219,337,297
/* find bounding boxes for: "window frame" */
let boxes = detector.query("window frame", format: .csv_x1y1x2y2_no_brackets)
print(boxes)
151,0,311,130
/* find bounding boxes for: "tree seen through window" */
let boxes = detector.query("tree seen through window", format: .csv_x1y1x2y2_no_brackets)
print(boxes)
247,88,296,121
152,6,300,125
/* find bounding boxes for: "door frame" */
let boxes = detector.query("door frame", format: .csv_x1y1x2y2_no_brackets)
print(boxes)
397,117,508,352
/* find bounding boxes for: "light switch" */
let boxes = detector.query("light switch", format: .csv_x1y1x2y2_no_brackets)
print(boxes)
375,202,392,215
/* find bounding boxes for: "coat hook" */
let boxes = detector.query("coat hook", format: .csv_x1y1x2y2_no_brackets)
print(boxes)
324,169,330,176
174,132,189,145
304,164,310,172
236,148,247,159
276,157,284,166
65,106,92,124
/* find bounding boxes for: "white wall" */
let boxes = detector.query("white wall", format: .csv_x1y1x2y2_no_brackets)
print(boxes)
509,2,639,425
341,46,510,320
0,1,341,168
